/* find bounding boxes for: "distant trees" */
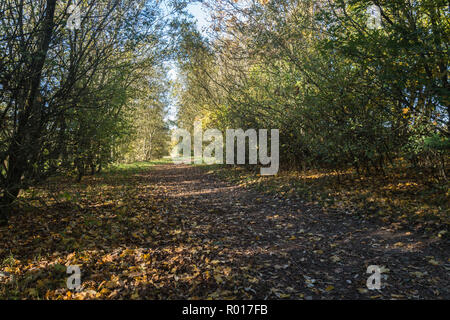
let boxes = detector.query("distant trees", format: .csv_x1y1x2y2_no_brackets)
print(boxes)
0,0,173,224
175,0,448,175
122,66,171,163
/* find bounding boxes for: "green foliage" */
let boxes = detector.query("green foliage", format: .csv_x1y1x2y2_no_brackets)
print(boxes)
425,134,450,151
0,0,175,220
175,0,448,177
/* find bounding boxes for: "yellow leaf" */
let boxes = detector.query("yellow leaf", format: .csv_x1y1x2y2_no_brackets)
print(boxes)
131,292,140,299
132,232,140,239
248,277,259,283
428,259,440,266
411,271,424,278
358,288,368,294
27,288,39,296
143,253,151,262
214,274,223,283
330,255,341,263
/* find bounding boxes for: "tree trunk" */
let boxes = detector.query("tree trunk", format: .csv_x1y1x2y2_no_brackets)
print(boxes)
0,0,57,225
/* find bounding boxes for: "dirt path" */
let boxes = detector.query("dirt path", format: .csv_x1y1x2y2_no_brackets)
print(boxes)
1,163,448,299
141,164,449,299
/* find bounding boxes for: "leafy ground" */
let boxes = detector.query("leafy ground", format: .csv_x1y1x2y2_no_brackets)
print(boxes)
200,164,449,238
0,161,449,299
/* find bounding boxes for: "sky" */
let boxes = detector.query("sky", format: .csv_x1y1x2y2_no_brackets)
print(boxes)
187,2,211,33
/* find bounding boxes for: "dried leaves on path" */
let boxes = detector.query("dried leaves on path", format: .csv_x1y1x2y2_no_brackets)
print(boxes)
0,164,449,299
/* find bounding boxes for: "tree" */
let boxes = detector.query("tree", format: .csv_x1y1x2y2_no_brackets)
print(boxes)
174,0,448,176
0,0,169,224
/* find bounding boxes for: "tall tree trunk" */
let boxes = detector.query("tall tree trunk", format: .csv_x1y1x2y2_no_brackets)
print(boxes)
0,0,57,225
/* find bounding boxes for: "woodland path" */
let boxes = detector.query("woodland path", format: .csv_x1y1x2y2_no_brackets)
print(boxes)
137,164,449,299
1,163,448,299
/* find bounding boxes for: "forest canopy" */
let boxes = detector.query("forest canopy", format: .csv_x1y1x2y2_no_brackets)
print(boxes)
0,0,448,225
0,0,182,223
176,0,448,175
